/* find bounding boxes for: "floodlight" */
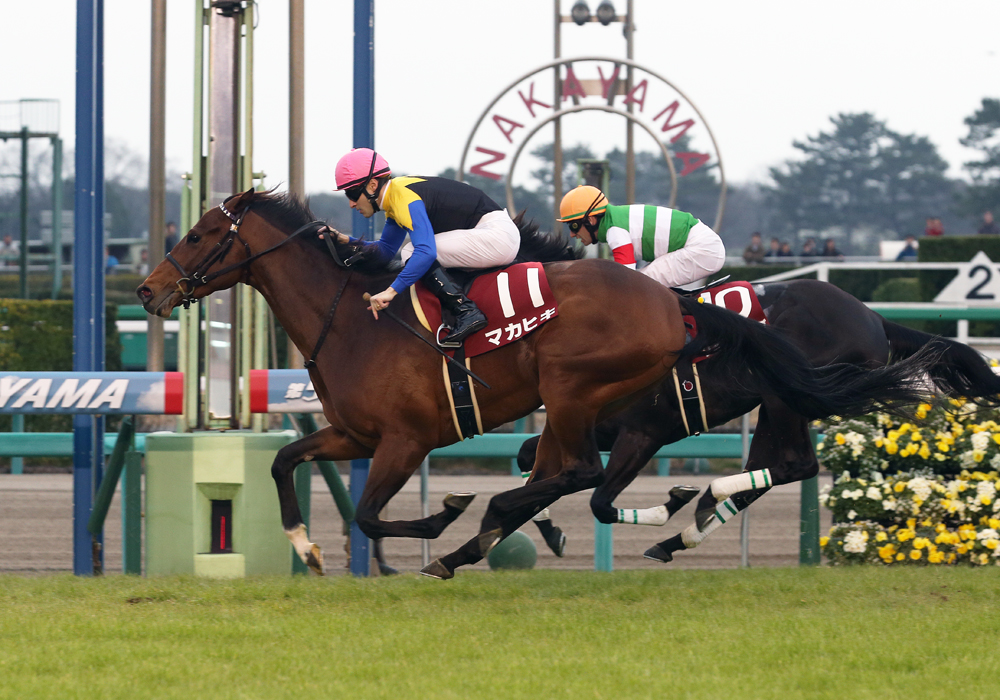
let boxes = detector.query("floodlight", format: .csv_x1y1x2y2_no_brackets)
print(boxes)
571,1,591,26
595,1,616,25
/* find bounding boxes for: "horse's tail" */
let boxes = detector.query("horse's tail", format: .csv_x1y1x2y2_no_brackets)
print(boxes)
512,210,583,264
678,296,935,420
881,319,1000,407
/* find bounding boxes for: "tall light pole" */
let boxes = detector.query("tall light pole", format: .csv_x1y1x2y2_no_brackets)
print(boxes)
554,0,635,227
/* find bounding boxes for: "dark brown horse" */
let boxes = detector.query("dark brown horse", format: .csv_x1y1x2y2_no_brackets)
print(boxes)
137,190,933,579
519,279,1000,562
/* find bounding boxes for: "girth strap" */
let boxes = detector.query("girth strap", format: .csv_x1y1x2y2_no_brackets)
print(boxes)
672,360,708,436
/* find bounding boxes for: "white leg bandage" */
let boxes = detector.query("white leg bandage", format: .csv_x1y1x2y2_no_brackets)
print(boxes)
680,498,739,548
521,472,550,521
616,505,669,526
709,469,772,501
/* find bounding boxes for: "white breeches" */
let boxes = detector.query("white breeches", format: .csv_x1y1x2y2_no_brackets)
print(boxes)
640,221,726,288
400,209,521,270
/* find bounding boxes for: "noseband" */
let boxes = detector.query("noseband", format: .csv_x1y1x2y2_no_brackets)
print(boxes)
165,201,326,309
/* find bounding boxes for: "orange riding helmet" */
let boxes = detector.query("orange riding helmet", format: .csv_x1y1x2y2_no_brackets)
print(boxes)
557,185,609,222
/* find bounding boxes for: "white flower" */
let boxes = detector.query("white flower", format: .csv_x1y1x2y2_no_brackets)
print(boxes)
976,528,999,541
872,472,885,484
907,477,932,502
866,487,882,500
847,510,858,519
843,530,867,553
882,500,897,511
971,432,991,453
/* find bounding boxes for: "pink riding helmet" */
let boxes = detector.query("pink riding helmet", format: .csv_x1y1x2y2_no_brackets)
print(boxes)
334,148,391,191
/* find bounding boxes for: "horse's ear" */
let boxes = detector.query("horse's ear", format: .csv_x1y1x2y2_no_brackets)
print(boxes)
225,188,256,214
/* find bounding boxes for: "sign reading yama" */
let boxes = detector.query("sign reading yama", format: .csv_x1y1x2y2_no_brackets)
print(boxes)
0,372,183,414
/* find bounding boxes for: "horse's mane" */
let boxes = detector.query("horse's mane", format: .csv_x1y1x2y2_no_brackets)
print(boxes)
241,191,582,274
241,189,398,274
511,210,584,264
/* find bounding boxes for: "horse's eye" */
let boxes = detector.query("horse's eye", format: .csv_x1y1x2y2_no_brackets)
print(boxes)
187,234,201,244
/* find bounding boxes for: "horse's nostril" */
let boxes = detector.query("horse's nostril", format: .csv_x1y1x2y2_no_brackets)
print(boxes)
137,285,153,302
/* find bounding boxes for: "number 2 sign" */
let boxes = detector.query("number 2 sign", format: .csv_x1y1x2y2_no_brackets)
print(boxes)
934,251,1000,304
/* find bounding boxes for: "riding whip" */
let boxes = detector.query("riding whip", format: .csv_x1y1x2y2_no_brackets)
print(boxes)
363,293,492,389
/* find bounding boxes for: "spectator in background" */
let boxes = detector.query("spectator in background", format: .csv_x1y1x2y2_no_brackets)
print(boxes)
105,247,119,275
924,217,944,237
896,235,919,261
800,238,819,257
764,237,782,258
778,241,794,257
164,221,179,252
978,211,999,235
0,235,19,267
742,231,766,264
821,239,844,259
138,248,150,276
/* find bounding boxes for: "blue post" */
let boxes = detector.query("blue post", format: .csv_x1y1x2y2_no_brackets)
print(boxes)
73,0,106,576
348,0,375,577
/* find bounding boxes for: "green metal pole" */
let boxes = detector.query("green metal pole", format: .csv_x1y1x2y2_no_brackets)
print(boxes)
10,415,23,475
799,428,821,565
292,462,311,574
51,136,63,299
19,127,28,300
87,417,135,575
594,454,613,571
121,450,142,574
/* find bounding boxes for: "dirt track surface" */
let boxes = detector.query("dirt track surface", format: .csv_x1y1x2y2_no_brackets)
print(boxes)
0,473,834,575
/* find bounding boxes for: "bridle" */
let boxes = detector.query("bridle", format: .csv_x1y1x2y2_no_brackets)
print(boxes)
165,200,327,309
165,198,352,369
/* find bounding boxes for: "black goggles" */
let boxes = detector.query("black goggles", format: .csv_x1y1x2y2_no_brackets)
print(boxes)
568,220,583,232
344,184,366,202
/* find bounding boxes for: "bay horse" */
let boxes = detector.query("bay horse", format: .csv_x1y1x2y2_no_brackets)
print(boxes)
137,190,933,579
518,279,1000,562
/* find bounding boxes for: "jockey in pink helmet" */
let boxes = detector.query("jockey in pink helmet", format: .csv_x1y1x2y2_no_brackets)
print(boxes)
332,148,520,345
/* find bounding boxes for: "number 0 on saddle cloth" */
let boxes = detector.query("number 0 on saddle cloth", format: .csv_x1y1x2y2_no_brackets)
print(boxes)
410,262,558,357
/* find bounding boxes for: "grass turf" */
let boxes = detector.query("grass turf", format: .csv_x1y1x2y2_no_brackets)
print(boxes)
0,566,996,699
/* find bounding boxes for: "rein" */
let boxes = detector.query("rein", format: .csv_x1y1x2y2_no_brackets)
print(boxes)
166,201,327,308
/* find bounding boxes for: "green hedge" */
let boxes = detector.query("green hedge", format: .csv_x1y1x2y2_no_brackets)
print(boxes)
0,273,145,306
0,300,122,434
722,264,916,302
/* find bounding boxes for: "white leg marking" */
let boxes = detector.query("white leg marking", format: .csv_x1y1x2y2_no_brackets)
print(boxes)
616,505,669,526
285,523,314,563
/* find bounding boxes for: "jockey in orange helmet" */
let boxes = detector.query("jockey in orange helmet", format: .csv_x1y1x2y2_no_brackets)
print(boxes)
333,148,521,345
557,185,726,289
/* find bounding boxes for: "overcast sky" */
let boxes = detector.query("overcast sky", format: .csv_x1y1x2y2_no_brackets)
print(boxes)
3,0,999,197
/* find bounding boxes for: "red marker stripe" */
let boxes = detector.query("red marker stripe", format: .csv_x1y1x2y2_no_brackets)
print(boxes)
163,372,184,414
249,369,269,414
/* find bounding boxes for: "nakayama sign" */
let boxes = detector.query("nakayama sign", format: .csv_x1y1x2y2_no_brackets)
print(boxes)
458,56,725,228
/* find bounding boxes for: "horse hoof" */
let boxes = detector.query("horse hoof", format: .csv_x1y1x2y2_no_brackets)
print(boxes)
378,563,400,576
643,544,673,563
443,491,477,512
305,544,325,576
669,484,700,503
546,527,567,557
695,509,717,532
419,559,454,580
478,528,504,557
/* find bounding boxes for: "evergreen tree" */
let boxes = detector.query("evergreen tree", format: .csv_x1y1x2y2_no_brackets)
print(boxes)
958,98,1000,218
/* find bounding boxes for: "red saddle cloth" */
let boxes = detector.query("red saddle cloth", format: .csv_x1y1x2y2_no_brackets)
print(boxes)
694,281,766,323
683,281,767,359
411,262,558,358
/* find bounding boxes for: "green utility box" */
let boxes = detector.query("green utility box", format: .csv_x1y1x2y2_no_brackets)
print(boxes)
145,431,296,578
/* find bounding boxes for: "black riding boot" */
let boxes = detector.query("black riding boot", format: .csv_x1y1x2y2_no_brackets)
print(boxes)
422,262,488,345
